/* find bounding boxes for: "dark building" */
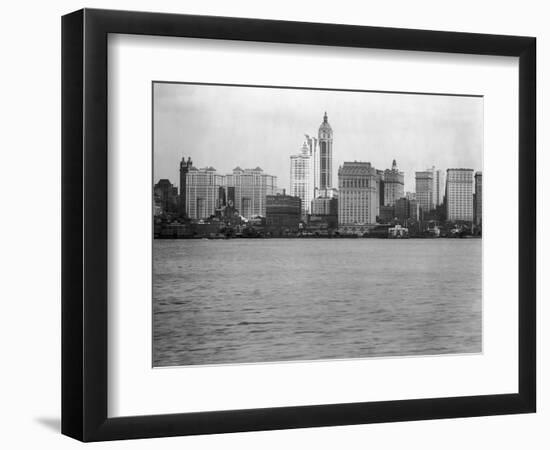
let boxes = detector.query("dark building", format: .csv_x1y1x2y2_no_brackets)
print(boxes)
226,186,236,208
376,169,385,208
266,193,301,233
378,205,395,224
218,186,226,208
179,156,193,216
474,171,482,228
310,196,338,230
395,197,422,225
153,179,178,214
311,196,337,216
215,186,239,223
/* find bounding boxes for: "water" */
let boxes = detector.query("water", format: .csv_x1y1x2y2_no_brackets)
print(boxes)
153,238,482,367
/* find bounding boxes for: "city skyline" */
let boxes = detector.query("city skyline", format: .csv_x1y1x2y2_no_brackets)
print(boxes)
153,82,483,194
152,81,484,368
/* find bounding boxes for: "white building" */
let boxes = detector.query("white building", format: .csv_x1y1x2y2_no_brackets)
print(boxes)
428,166,444,207
185,166,224,219
290,142,314,217
224,167,277,219
304,133,319,198
338,161,379,226
445,168,474,222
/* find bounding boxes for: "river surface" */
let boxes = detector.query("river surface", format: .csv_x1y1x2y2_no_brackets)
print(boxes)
153,239,482,367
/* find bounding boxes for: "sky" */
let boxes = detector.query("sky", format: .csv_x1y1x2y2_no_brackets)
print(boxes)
153,82,483,193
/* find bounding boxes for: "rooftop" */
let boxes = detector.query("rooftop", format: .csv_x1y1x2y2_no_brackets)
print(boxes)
339,161,376,176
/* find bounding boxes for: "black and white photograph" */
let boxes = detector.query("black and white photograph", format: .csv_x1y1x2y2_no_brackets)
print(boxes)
152,82,483,367
1,0,543,447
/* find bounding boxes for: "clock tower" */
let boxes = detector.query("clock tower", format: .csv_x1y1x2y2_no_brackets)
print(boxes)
318,112,333,191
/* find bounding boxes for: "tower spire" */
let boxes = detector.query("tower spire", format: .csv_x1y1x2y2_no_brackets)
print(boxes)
323,111,328,123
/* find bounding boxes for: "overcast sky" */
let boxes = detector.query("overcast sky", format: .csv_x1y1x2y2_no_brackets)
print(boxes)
153,82,483,193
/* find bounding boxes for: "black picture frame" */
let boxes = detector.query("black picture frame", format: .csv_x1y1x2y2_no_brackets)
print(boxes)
61,8,536,442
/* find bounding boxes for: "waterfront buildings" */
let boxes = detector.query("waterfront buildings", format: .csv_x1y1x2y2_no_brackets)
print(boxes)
388,224,409,238
310,197,338,231
311,196,338,216
415,166,443,213
395,197,422,224
185,166,224,219
266,192,302,232
181,163,277,220
383,159,405,206
289,112,337,219
445,168,474,222
290,141,314,217
224,167,277,219
338,161,379,226
153,179,178,215
378,205,395,223
474,171,482,227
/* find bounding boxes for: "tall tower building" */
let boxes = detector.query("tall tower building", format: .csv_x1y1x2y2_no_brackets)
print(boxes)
474,171,482,226
318,112,333,192
338,161,379,225
179,156,192,216
376,169,385,208
427,166,444,207
415,170,434,213
415,167,444,213
290,142,314,217
304,134,319,197
383,159,405,206
445,168,474,222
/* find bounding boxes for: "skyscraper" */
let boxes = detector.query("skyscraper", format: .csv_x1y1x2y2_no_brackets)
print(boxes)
376,169,385,208
428,166,444,207
383,159,405,206
179,156,192,216
224,167,277,219
338,161,379,225
415,167,444,213
445,168,474,222
415,170,434,213
290,141,314,217
185,166,223,219
318,112,333,192
474,171,482,227
153,179,178,215
304,133,319,197
395,197,421,224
